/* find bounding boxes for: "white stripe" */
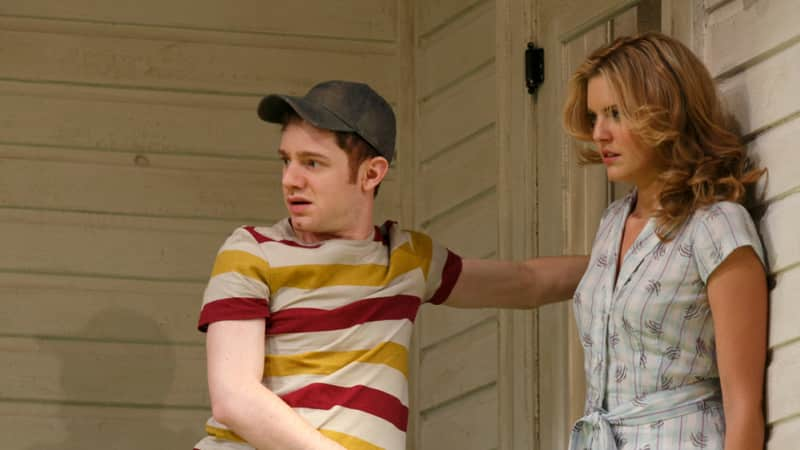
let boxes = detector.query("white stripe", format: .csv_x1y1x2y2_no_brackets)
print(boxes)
194,436,254,450
194,418,254,450
267,361,409,405
270,269,425,311
267,320,413,355
218,231,267,257
424,243,451,300
203,272,269,305
296,406,406,449
261,239,389,267
253,222,415,269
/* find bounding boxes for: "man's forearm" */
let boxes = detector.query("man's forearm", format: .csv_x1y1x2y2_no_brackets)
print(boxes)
447,255,588,309
526,255,589,307
206,320,344,450
213,382,344,450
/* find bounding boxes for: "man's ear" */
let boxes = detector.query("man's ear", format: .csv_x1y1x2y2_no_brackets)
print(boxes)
361,157,389,192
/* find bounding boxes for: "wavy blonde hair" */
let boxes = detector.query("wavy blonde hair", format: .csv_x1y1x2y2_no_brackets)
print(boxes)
563,31,763,240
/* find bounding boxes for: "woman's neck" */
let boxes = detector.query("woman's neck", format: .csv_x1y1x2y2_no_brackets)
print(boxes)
632,179,663,218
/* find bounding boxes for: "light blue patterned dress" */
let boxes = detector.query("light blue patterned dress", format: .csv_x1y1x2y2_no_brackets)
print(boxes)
569,191,764,450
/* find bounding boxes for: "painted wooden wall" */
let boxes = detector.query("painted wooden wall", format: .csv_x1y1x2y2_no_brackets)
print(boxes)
412,1,501,449
0,2,407,448
702,0,800,448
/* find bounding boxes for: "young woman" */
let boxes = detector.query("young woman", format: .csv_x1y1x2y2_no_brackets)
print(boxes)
563,32,768,450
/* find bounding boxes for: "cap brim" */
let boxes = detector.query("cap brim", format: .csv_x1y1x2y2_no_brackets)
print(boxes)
257,94,354,132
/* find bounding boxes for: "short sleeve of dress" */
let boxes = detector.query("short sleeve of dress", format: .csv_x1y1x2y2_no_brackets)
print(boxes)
693,202,765,284
197,226,271,332
405,230,463,305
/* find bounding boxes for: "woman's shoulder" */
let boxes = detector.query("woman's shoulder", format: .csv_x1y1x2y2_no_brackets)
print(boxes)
688,201,764,280
690,201,754,229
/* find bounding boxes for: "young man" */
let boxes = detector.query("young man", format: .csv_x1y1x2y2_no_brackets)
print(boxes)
194,80,587,450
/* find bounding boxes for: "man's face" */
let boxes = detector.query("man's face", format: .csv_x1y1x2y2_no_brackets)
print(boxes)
278,119,367,243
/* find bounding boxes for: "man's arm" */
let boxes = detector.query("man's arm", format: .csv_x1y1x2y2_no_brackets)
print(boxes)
446,255,589,309
206,319,344,450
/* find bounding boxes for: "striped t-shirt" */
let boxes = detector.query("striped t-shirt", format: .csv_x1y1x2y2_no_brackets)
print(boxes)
195,219,462,450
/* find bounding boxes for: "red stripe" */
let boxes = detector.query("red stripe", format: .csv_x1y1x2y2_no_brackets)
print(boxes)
243,225,322,248
282,383,408,431
428,250,463,305
268,295,420,335
244,222,391,247
197,297,270,332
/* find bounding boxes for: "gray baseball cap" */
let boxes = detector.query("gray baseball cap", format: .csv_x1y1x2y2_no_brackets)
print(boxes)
257,80,396,163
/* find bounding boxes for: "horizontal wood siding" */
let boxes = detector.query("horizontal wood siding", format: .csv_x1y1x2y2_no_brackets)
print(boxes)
0,2,403,447
706,0,800,447
414,1,499,449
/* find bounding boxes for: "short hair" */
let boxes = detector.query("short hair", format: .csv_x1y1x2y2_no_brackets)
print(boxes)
281,111,384,196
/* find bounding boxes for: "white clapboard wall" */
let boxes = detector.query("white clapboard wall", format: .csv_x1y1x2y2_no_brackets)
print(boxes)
0,2,405,448
412,1,501,449
704,0,800,448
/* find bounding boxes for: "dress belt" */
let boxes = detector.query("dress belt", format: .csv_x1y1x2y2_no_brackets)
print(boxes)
568,380,720,450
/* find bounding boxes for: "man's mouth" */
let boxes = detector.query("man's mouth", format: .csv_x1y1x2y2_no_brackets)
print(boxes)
287,197,312,213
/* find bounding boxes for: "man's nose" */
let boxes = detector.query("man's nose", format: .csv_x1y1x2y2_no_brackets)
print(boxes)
282,162,303,189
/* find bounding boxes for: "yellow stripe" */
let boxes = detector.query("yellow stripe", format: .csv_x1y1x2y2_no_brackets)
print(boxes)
205,424,246,443
266,341,408,377
408,231,433,280
320,429,384,450
268,241,425,291
207,424,383,449
211,250,270,282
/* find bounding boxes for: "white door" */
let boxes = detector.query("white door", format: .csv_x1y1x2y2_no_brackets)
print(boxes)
534,1,662,448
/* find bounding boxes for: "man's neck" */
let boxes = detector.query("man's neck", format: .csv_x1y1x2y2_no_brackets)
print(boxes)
290,220,376,244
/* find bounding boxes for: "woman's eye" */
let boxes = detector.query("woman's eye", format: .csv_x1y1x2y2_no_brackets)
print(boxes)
610,107,621,120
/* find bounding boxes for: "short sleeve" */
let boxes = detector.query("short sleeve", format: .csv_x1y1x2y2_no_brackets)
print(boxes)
405,231,463,305
197,227,271,332
693,202,765,284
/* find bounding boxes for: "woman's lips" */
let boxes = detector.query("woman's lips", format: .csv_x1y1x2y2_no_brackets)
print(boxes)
601,150,619,165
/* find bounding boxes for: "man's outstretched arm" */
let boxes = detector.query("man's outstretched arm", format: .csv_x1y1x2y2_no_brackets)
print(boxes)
446,256,589,309
206,319,344,450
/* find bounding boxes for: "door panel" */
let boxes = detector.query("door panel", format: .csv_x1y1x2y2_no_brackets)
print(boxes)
535,1,661,448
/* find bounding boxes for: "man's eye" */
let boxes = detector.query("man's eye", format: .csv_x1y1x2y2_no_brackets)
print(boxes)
306,160,318,168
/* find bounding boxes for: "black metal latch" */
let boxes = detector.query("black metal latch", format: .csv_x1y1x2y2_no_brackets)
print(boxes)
525,43,544,95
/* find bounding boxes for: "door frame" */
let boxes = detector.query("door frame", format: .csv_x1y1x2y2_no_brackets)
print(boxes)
493,1,699,449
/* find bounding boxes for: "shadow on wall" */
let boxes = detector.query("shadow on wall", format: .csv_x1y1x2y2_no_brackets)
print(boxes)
29,308,202,450
728,79,777,291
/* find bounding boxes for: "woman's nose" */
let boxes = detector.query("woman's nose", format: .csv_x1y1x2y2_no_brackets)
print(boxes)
592,118,610,142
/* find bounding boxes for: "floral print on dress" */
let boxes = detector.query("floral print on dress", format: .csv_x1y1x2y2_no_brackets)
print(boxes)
572,191,764,449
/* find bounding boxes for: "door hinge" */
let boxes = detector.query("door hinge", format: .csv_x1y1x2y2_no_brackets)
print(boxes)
525,43,544,95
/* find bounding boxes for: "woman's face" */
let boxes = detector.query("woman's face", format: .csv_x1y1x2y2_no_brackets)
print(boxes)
586,75,662,188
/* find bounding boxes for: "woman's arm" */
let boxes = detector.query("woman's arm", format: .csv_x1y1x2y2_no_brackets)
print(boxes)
707,246,768,450
206,319,345,450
